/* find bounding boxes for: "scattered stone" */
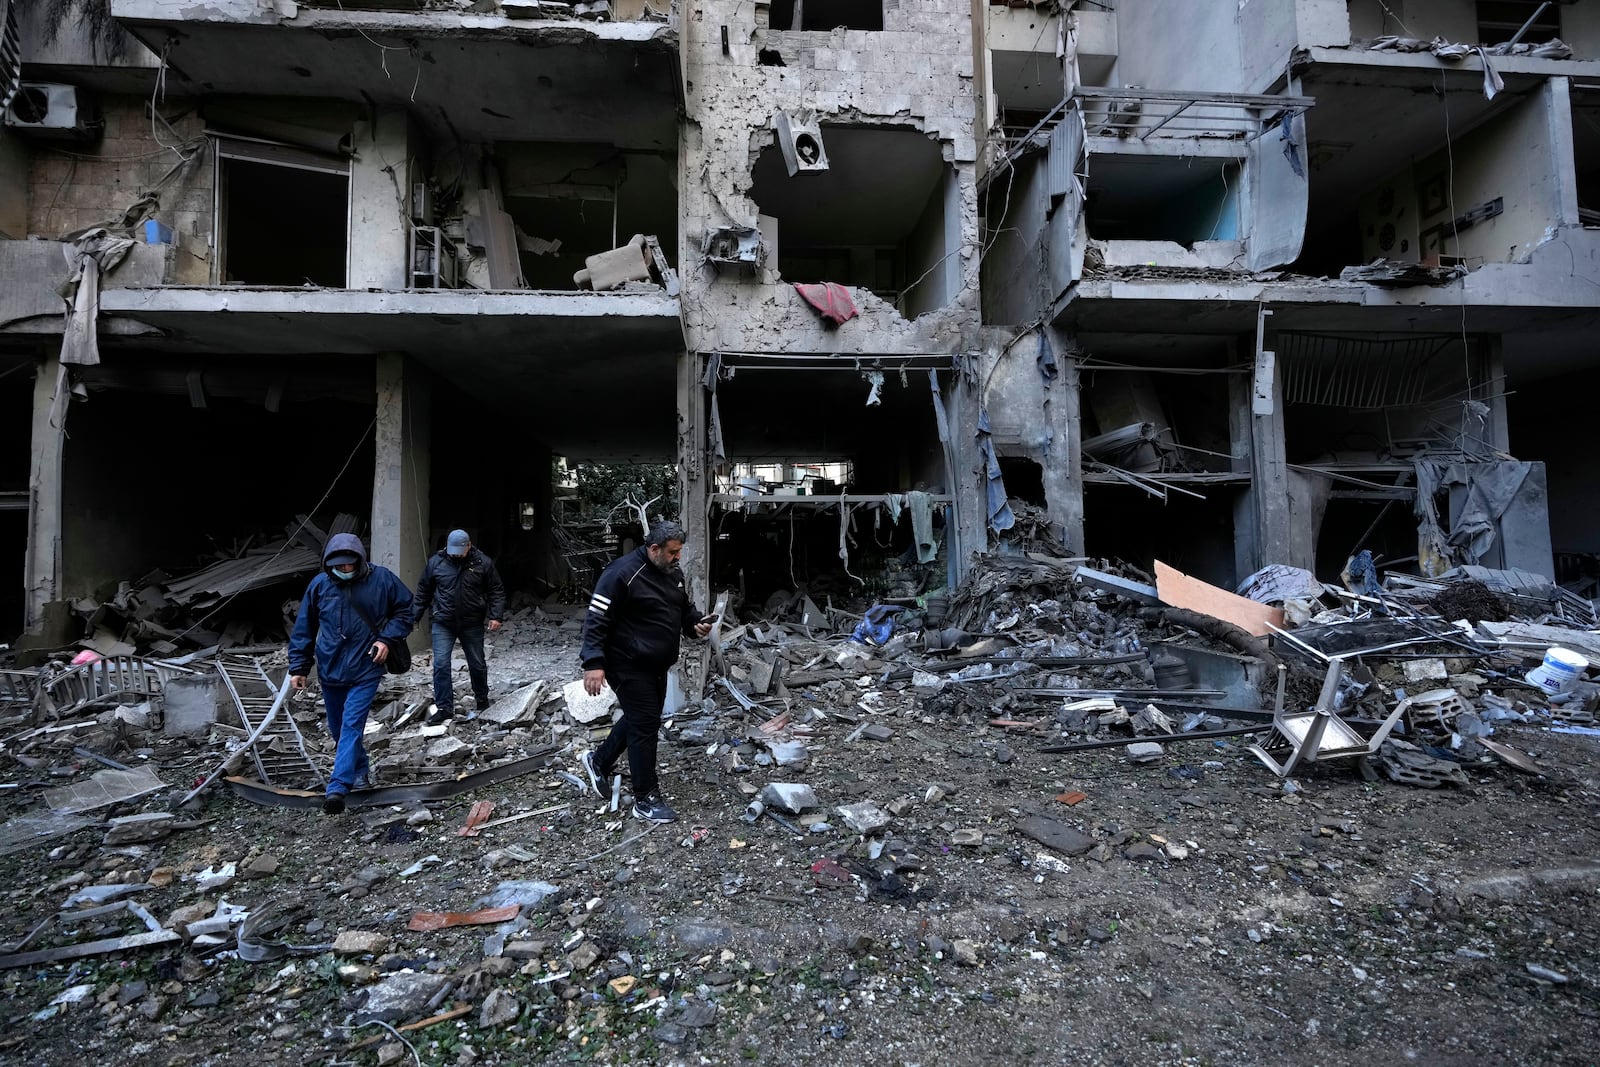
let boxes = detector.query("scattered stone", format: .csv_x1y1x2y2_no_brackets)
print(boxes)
1017,815,1095,857
886,796,916,816
1126,742,1165,763
951,939,981,966
377,1042,408,1066
768,740,809,766
1526,963,1569,984
1085,926,1114,943
1124,843,1163,862
355,972,454,1024
406,809,435,826
759,783,819,814
479,988,520,1028
676,1001,718,1028
115,981,148,1006
424,736,471,764
993,743,1014,764
167,900,215,931
243,853,280,878
1054,791,1087,806
654,1023,687,1045
926,934,951,957
607,975,638,996
950,828,984,847
1164,843,1190,861
339,964,379,984
861,724,894,742
333,930,393,957
138,996,168,1022
147,867,175,888
566,941,601,970
835,801,891,835
103,812,176,846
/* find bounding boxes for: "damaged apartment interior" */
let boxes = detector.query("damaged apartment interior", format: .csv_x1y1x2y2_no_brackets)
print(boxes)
0,0,1598,649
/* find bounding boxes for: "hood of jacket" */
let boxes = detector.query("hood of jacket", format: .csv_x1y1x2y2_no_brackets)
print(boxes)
323,532,370,576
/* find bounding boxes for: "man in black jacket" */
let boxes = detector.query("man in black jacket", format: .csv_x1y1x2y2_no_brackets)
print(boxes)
413,529,506,725
579,521,713,824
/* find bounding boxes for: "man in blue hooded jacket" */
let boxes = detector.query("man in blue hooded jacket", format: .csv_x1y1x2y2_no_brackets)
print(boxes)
287,533,413,814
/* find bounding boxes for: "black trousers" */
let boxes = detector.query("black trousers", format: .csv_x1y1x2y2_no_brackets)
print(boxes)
593,667,667,799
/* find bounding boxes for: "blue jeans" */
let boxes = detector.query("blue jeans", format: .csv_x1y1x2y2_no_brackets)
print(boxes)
431,623,488,713
323,677,379,796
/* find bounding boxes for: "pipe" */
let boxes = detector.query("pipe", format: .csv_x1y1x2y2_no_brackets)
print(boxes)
1038,724,1266,754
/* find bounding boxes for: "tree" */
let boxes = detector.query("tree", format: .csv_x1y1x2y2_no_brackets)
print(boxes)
571,463,679,529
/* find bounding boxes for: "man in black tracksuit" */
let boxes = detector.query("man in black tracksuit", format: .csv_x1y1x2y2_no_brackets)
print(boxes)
579,521,713,824
413,529,506,725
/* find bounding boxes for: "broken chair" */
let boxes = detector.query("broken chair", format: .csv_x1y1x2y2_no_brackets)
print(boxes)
1248,657,1409,777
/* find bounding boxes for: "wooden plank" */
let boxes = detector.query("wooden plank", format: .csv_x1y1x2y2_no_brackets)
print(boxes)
1155,560,1284,638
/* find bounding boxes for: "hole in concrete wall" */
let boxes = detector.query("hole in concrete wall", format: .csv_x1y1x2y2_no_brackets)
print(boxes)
751,127,960,316
1084,488,1241,589
1280,333,1483,465
62,373,373,639
497,144,677,290
997,457,1045,507
218,155,348,286
758,48,786,66
1079,357,1235,476
1084,156,1241,243
768,0,883,32
709,365,949,603
1314,494,1418,580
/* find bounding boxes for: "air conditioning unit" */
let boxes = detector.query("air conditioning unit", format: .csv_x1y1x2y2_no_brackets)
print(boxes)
4,83,97,139
774,109,828,176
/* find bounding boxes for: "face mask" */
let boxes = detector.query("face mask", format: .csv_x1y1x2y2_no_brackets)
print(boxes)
331,567,356,581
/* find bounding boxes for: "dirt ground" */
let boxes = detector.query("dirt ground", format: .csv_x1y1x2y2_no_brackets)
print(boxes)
3,604,1599,1067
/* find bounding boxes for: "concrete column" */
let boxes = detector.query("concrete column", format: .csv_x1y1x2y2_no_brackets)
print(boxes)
1044,326,1085,555
24,354,65,635
1248,310,1292,569
950,368,987,583
676,350,711,609
371,353,431,594
1227,356,1259,583
348,109,412,290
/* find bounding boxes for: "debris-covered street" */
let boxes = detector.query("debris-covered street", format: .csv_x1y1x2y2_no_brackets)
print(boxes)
3,554,1598,1066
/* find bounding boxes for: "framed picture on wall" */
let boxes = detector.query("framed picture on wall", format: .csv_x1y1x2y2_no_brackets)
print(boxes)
1418,173,1448,218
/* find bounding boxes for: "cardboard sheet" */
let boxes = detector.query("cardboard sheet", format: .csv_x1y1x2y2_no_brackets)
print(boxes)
1155,560,1284,637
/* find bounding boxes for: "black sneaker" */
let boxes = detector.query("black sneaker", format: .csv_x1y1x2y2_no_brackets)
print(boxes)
427,708,454,727
474,692,491,709
579,750,606,797
322,793,346,815
632,793,677,824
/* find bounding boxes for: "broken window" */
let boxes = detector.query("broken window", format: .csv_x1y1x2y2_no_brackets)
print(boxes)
750,126,960,316
767,0,883,32
215,138,349,287
1477,1,1561,44
496,144,677,291
1084,155,1241,243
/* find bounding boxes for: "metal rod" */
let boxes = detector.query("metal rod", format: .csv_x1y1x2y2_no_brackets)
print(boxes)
1508,1,1552,46
1039,724,1265,754
1141,99,1195,141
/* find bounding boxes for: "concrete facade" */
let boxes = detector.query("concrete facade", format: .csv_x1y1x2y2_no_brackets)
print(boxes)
976,0,1600,590
7,0,1600,638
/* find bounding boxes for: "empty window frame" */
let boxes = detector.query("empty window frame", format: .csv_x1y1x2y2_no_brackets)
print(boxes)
750,126,959,316
1084,155,1241,244
1477,1,1561,44
214,137,350,287
768,0,883,31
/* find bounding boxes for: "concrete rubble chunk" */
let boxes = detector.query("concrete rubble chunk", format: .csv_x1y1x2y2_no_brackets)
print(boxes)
835,801,891,835
759,783,819,814
333,930,393,957
1126,741,1165,763
424,736,471,764
951,939,981,966
480,987,521,1027
767,739,809,766
563,679,619,724
1017,815,1095,857
103,811,176,845
860,724,895,742
481,681,548,725
354,972,453,1024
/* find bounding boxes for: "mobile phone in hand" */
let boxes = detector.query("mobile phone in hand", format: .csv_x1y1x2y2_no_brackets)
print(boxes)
700,614,719,624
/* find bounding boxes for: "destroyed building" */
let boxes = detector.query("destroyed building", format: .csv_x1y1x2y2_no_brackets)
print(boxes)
1,0,1599,648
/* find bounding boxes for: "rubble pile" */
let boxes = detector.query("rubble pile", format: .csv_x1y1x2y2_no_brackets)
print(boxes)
0,548,1597,1064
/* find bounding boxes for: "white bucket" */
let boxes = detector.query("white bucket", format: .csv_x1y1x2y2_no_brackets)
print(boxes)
1527,647,1589,695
